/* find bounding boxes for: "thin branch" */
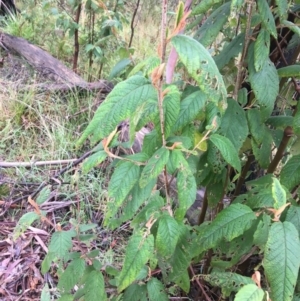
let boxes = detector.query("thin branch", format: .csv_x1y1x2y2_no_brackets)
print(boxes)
189,265,212,301
128,0,140,48
0,159,78,168
73,0,82,73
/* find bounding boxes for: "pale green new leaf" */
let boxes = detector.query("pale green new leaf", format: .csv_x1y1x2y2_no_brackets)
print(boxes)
286,206,300,238
36,186,51,205
192,0,223,15
156,214,181,257
218,98,248,151
58,258,85,291
264,222,300,301
204,272,255,297
48,230,75,258
106,161,140,221
198,204,256,252
194,2,231,48
77,75,157,146
171,35,227,107
13,212,40,240
277,65,300,78
280,155,300,190
234,284,264,301
147,278,169,301
41,284,51,301
139,147,169,188
82,151,107,174
257,0,277,38
272,178,286,209
118,234,154,292
214,33,245,70
276,0,288,21
254,29,270,72
84,270,107,301
209,133,241,172
173,90,207,132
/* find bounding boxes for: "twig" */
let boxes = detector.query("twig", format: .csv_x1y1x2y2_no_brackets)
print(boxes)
128,0,140,48
189,265,212,301
0,159,78,168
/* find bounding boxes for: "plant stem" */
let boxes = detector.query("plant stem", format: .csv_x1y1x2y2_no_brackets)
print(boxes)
73,0,82,73
128,0,140,48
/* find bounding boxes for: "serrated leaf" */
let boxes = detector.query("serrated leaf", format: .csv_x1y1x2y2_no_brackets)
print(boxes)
118,234,154,292
194,2,231,48
147,278,169,301
238,87,248,106
210,133,241,172
84,270,107,301
41,284,51,301
13,212,40,240
251,128,273,169
264,222,300,301
176,161,197,220
272,178,286,209
276,0,288,21
248,44,279,109
280,155,300,190
36,186,51,205
156,214,181,256
277,64,300,78
139,147,169,188
129,56,160,77
254,29,270,72
82,151,107,174
41,252,56,274
58,294,73,301
58,258,85,291
286,206,300,238
218,98,248,151
77,75,157,146
247,109,265,144
253,214,271,249
123,284,147,301
109,58,132,79
234,284,265,301
204,272,255,297
257,0,277,38
142,130,162,157
173,90,207,132
171,35,227,107
214,33,245,70
106,161,140,222
266,116,293,129
192,0,223,15
198,204,256,252
48,230,75,258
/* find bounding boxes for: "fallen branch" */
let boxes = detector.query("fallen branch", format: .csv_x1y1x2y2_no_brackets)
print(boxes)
0,159,78,168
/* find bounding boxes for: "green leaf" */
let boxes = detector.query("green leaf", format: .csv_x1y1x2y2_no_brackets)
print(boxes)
106,161,140,222
254,29,270,72
194,2,231,48
156,214,181,257
214,33,245,70
234,284,265,301
277,65,300,78
41,284,51,301
147,278,169,301
280,155,300,190
286,206,300,238
198,204,256,252
238,87,248,106
82,151,107,174
171,35,227,107
13,212,40,240
253,214,271,249
264,222,300,301
247,109,265,143
294,102,300,135
109,58,132,79
204,272,255,297
272,177,286,209
209,133,241,172
118,234,154,292
58,295,73,301
36,186,51,205
282,20,300,37
175,1,184,27
173,90,207,132
276,0,288,21
142,130,162,157
123,284,147,301
48,230,75,258
266,116,293,129
175,158,197,220
84,270,107,301
257,0,277,38
128,56,160,77
41,252,56,274
77,75,157,146
58,258,85,291
192,0,223,15
139,147,169,188
218,98,248,151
